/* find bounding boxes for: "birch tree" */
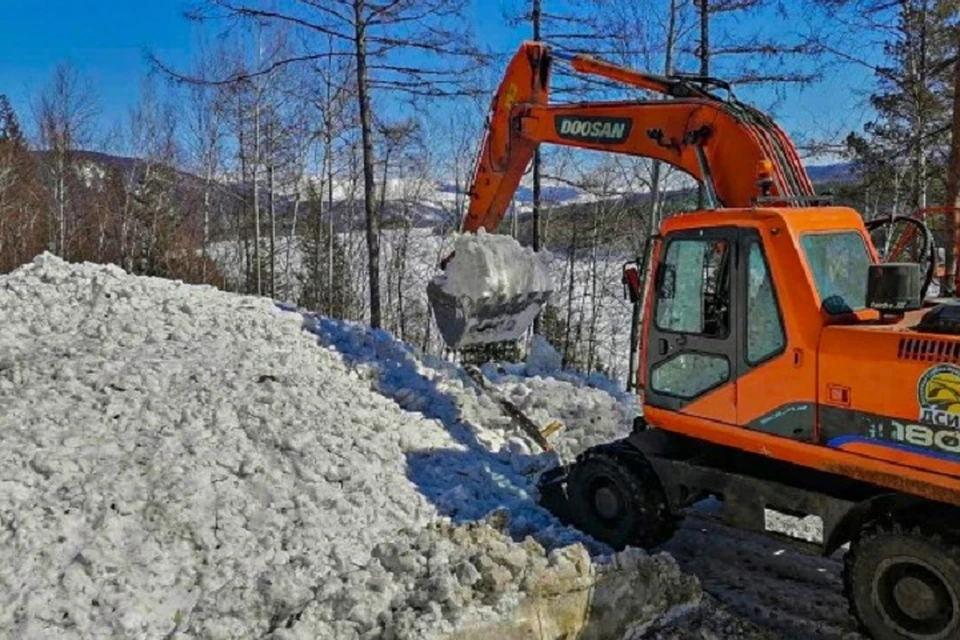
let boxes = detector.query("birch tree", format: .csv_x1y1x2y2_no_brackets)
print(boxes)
33,63,99,259
168,0,484,329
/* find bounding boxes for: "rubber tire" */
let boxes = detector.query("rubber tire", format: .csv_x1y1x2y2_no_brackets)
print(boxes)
565,448,677,551
844,521,960,640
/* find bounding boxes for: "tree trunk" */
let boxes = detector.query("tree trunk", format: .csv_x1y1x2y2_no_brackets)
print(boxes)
587,200,601,372
286,196,300,301
531,0,543,336
912,1,929,211
314,187,323,310
269,150,276,299
697,0,709,210
398,221,409,340
944,27,960,296
326,131,335,314
253,88,262,296
379,145,393,329
353,0,381,329
563,227,577,367
202,181,211,283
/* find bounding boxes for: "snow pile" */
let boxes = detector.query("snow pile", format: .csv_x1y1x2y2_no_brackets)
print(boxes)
0,254,654,640
479,335,639,461
435,230,553,301
524,334,563,376
308,315,586,549
312,316,637,520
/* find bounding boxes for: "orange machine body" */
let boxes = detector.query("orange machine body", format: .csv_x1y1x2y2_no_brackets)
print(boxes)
454,41,960,506
638,206,960,505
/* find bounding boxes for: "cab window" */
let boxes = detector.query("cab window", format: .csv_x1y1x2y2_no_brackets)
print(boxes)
655,238,730,337
800,232,871,314
746,242,785,363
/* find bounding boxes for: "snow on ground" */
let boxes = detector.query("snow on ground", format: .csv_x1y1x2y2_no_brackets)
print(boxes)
307,316,632,544
0,254,698,640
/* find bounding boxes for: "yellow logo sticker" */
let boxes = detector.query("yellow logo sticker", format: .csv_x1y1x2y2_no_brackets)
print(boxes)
918,363,960,428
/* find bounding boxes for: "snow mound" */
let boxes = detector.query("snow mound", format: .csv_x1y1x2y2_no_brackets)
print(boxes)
434,230,553,301
313,315,637,524
0,253,641,639
524,334,563,376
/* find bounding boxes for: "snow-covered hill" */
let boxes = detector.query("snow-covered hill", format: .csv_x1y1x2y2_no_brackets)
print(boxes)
0,254,701,639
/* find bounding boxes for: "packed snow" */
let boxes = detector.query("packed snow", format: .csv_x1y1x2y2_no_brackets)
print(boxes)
0,254,697,640
433,230,554,302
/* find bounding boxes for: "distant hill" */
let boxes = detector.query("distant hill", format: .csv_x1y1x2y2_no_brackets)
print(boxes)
30,150,859,234
806,162,858,184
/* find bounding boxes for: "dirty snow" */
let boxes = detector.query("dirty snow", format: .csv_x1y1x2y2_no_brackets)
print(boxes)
434,230,553,301
0,254,700,640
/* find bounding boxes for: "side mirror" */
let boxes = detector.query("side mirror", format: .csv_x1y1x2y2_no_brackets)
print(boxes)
622,262,642,303
656,263,676,299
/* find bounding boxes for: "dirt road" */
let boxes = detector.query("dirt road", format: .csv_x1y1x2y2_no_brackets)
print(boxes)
662,512,866,639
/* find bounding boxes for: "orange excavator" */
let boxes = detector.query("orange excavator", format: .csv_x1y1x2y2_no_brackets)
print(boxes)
427,41,826,349
429,41,960,640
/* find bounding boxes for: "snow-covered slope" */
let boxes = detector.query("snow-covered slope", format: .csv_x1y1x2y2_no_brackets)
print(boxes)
0,254,699,640
309,318,637,532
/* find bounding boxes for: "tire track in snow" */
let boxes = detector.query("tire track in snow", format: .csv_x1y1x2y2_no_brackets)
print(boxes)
662,514,866,639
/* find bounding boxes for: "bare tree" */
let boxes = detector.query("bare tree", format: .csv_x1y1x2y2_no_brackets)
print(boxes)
163,0,484,329
33,63,99,259
185,47,230,283
0,96,43,273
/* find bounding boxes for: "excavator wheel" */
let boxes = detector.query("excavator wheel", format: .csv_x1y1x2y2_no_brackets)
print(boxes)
566,446,677,551
844,521,960,640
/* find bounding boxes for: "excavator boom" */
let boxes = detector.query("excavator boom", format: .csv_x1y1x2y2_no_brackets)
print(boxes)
429,40,816,349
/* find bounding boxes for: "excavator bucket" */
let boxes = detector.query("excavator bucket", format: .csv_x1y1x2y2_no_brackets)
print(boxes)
427,231,554,350
427,281,552,349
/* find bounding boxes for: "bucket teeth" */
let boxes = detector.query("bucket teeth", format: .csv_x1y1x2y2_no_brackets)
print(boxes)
427,280,552,349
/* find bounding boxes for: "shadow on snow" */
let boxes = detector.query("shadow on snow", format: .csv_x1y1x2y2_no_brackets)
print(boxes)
301,312,590,551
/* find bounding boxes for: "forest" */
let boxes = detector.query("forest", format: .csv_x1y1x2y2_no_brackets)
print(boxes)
0,0,957,382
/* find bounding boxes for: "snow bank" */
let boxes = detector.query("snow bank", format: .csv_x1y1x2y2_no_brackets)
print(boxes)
0,254,692,640
434,231,553,301
312,316,637,528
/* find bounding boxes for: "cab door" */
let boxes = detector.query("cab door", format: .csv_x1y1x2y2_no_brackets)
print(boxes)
735,228,815,441
645,227,740,424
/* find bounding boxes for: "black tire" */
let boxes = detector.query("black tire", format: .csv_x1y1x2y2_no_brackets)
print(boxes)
566,447,677,550
844,521,960,640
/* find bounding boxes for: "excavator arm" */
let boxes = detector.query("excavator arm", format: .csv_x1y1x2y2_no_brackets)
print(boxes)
462,41,815,233
429,41,817,349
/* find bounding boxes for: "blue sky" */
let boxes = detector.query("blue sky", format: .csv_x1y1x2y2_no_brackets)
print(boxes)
0,0,881,161
0,1,194,127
